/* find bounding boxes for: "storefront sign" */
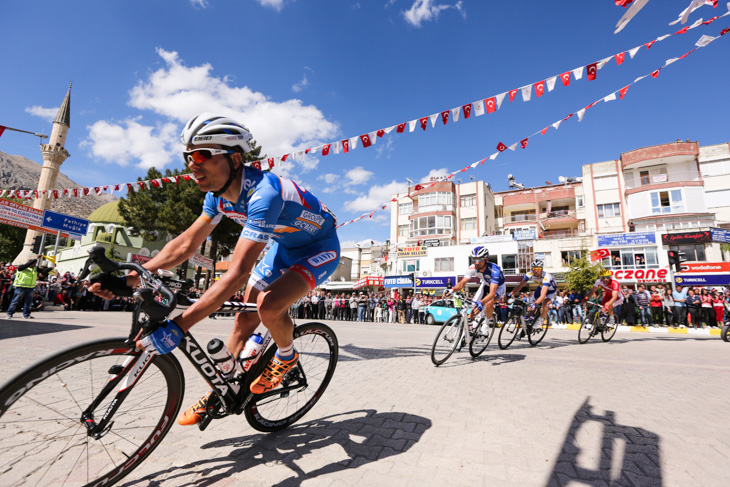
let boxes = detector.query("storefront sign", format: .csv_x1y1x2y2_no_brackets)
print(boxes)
597,232,656,247
711,227,730,243
384,275,414,288
680,262,730,273
661,231,711,245
513,229,537,241
674,274,730,287
471,235,513,244
414,276,455,288
190,253,214,270
612,268,669,283
396,247,427,258
353,276,384,289
423,239,441,247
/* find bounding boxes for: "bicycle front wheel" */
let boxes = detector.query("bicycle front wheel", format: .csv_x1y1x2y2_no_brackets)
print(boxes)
578,317,595,344
431,315,463,366
498,317,520,349
0,338,184,487
245,322,338,432
722,324,730,342
527,317,549,346
469,316,493,358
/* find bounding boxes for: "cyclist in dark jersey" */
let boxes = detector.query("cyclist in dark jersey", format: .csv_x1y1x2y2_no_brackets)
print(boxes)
447,246,505,329
90,113,340,426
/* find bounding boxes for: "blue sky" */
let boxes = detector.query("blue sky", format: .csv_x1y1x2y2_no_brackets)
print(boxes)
2,0,729,246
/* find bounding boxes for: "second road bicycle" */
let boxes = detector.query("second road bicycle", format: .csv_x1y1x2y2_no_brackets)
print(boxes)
431,292,495,366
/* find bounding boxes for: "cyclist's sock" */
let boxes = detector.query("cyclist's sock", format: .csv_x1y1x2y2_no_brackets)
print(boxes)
276,343,295,361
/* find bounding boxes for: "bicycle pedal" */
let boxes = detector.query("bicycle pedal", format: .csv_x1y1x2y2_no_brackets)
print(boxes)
197,413,214,431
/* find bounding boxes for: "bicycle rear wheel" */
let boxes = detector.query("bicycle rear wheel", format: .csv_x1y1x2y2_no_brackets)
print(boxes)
431,315,463,366
527,317,549,346
245,322,338,432
498,317,520,349
0,338,184,487
469,316,493,358
601,318,619,342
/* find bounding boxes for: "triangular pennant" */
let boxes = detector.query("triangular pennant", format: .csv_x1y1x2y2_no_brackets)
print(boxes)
520,138,529,149
541,127,549,135
496,92,507,109
577,108,586,122
349,136,358,150
440,110,450,125
322,144,330,156
429,114,438,127
560,71,571,86
489,153,498,160
419,117,429,130
360,134,371,148
485,97,496,113
586,62,598,81
377,129,385,137
645,39,656,49
508,89,519,102
651,69,660,78
628,46,641,59
572,66,584,80
546,76,557,92
342,139,350,153
615,52,625,65
552,120,562,130
451,107,461,122
604,93,617,102
496,142,507,152
473,100,485,116
534,80,545,97
619,85,630,99
408,120,417,132
282,153,289,161
396,123,407,133
384,126,396,134
507,143,518,151
462,103,472,118
520,85,532,102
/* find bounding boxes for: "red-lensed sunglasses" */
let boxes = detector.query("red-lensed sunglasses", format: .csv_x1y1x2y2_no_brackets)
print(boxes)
183,149,234,165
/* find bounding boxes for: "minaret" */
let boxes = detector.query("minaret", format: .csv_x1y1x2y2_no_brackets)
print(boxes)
15,84,72,263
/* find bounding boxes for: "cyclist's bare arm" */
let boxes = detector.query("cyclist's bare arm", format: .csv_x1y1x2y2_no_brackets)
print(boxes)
481,282,499,305
447,276,470,295
174,237,266,332
511,281,525,296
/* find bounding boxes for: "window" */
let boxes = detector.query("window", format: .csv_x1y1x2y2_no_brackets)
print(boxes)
417,192,453,212
640,170,650,185
509,210,536,222
398,224,408,237
594,176,618,191
561,250,582,266
604,248,658,269
435,257,454,272
651,190,683,214
402,260,420,272
576,196,584,208
597,203,621,218
501,254,517,274
669,244,706,262
460,217,477,230
534,252,552,268
398,201,412,215
410,215,453,236
460,194,476,207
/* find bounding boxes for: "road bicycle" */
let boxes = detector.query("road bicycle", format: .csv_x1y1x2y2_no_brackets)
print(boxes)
430,292,494,366
578,301,618,344
497,299,549,349
0,246,338,487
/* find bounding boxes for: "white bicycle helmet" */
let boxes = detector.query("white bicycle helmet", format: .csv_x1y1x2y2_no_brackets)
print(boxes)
181,113,255,196
531,259,544,269
471,246,489,260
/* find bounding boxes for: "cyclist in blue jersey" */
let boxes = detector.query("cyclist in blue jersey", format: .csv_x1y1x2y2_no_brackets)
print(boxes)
89,113,340,426
447,246,506,329
509,259,557,329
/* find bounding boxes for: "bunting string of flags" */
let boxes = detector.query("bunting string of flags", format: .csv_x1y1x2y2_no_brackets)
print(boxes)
0,9,728,201
334,25,730,229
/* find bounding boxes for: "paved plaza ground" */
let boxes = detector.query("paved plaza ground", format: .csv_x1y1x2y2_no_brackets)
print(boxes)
1,309,729,486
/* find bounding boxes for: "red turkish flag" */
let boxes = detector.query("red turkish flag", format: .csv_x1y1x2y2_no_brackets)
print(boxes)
83,188,90,196
615,52,625,65
615,0,634,6
0,126,5,138
342,139,350,153
703,16,719,25
252,161,261,170
722,27,730,36
182,174,192,181
560,72,571,86
651,69,660,78
396,123,407,133
413,184,423,191
462,104,472,118
587,63,597,81
268,158,275,169
485,97,496,113
377,129,385,137
619,85,630,99
645,40,656,49
322,144,331,156
151,180,161,188
508,89,519,103
497,142,507,152
441,110,450,125
541,127,549,135
162,178,170,183
360,134,372,148
534,81,545,98
73,189,79,197
282,154,289,161
520,138,529,149
419,117,428,131
53,190,59,199
126,184,133,192
674,26,689,35
305,148,311,154
563,113,574,122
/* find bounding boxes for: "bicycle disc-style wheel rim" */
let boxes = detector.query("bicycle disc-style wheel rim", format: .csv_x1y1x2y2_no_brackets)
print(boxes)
578,319,594,344
721,325,730,343
528,319,549,346
469,317,492,358
498,317,519,350
431,315,462,366
245,322,338,432
601,321,619,342
0,338,184,487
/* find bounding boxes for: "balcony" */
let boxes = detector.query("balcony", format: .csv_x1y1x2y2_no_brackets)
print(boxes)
539,209,576,219
541,229,579,240
413,204,454,213
507,214,537,223
624,172,702,191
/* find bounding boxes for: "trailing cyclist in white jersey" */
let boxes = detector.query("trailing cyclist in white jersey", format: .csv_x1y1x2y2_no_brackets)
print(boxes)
510,259,557,329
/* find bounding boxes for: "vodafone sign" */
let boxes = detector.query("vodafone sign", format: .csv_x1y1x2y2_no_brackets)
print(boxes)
680,262,730,273
612,268,669,283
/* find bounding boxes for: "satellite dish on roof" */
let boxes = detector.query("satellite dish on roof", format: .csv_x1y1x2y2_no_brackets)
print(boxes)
559,176,567,183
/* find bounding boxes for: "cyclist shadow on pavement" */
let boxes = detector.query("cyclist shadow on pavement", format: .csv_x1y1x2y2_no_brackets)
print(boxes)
545,397,662,487
0,320,89,340
338,343,433,361
121,409,431,487
435,353,527,368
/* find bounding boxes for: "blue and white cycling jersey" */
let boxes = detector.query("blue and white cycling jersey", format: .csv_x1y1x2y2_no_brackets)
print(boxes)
523,271,558,300
466,263,506,301
200,166,339,290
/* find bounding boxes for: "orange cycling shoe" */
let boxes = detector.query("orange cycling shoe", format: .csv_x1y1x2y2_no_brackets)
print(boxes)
177,390,212,426
250,351,299,395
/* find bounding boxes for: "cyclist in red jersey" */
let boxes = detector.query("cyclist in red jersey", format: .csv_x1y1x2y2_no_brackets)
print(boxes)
584,269,624,326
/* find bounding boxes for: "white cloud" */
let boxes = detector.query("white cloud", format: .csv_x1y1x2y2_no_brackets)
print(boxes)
375,137,395,159
292,73,309,93
25,105,59,122
85,48,339,171
189,0,208,8
82,119,179,169
319,173,338,184
343,180,407,212
345,166,374,185
420,168,449,182
403,0,463,27
256,0,287,11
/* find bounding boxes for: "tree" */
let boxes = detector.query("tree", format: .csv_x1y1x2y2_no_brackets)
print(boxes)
0,198,30,262
564,245,605,294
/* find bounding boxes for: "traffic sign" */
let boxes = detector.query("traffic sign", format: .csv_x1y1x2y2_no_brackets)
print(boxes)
42,210,89,236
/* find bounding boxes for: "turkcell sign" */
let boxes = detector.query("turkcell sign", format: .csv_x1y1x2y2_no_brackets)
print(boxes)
597,232,656,247
384,275,413,288
674,274,730,287
42,210,89,236
414,276,455,288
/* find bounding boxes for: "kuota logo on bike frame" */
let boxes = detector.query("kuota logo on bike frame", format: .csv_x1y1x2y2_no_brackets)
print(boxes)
307,250,337,267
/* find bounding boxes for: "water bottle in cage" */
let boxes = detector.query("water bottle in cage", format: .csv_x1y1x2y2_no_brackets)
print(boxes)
239,333,265,372
207,338,240,393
